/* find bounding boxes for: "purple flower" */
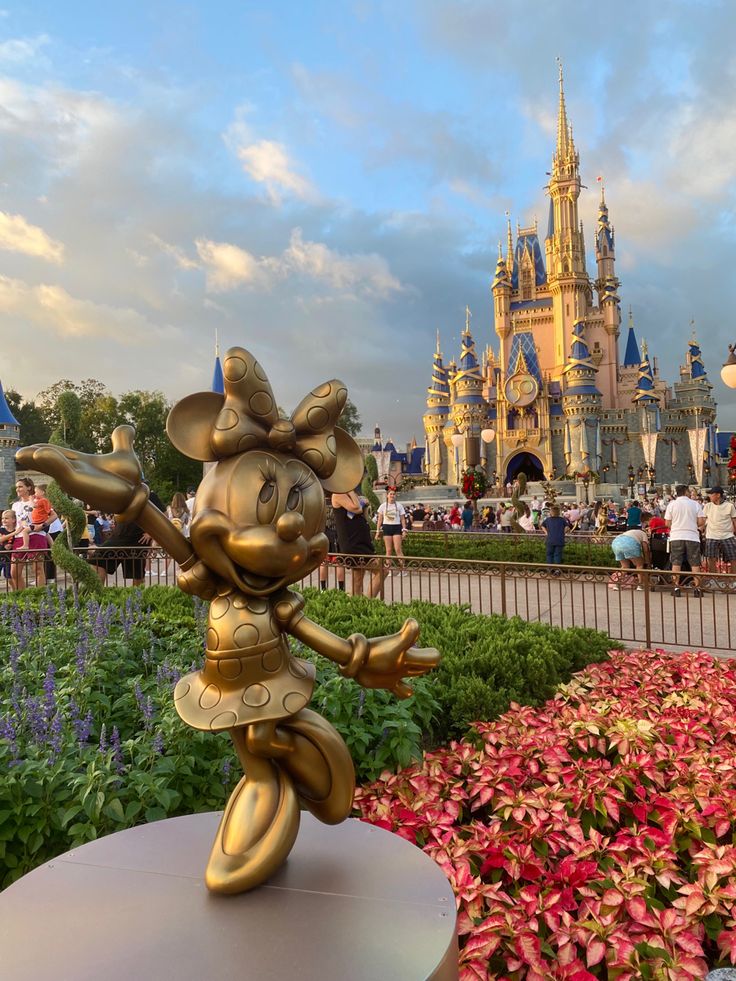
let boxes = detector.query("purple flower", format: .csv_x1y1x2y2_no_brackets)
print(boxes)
152,731,164,755
98,723,108,753
221,757,232,786
111,725,124,773
42,663,57,722
48,712,63,762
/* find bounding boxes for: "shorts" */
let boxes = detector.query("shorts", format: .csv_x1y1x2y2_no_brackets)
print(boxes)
12,533,49,561
669,539,701,568
704,537,736,561
89,548,146,581
611,535,643,562
381,524,402,537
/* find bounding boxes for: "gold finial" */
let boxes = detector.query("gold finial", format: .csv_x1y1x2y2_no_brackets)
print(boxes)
597,175,606,205
689,318,697,342
215,328,220,358
436,328,441,355
628,306,634,327
464,305,472,335
641,338,648,359
506,211,513,264
497,240,503,259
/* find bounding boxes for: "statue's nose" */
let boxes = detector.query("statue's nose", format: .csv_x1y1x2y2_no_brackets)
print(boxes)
276,512,304,542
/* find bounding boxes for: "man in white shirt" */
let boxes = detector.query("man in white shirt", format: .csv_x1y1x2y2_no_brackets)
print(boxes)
664,484,703,597
702,486,736,574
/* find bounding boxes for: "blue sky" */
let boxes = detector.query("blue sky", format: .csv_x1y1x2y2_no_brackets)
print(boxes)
1,0,735,441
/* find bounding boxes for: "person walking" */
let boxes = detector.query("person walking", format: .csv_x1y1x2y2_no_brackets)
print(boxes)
375,488,408,576
331,486,383,597
664,484,703,597
541,505,570,567
702,486,736,576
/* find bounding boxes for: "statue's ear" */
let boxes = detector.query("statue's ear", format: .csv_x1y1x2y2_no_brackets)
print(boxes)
319,428,365,493
166,392,224,462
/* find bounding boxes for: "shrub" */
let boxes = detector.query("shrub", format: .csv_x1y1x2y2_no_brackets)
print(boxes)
0,587,612,887
400,532,613,567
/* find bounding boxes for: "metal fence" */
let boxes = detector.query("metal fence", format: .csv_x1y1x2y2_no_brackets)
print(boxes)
2,545,734,655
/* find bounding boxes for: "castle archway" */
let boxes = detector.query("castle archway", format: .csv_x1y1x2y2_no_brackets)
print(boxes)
505,452,545,484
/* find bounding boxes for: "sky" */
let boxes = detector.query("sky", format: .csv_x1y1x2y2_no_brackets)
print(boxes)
0,0,735,442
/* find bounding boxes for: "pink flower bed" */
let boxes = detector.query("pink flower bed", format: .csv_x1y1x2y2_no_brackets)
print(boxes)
355,650,736,980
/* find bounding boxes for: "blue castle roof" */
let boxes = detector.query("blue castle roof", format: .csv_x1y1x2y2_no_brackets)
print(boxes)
622,324,641,367
634,348,659,403
0,380,19,427
212,354,224,395
511,232,546,290
507,331,542,385
688,340,707,380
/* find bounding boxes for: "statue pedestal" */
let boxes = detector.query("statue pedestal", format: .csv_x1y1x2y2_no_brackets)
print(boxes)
0,812,458,981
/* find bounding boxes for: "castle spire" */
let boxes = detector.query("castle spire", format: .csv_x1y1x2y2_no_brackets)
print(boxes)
556,58,570,159
211,334,224,394
506,212,514,272
622,308,641,368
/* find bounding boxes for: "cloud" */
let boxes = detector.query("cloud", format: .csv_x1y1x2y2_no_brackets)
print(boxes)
0,34,49,66
236,139,314,203
195,228,405,298
0,274,177,343
0,211,64,262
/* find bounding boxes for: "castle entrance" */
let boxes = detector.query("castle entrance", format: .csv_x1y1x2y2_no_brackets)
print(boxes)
505,452,545,484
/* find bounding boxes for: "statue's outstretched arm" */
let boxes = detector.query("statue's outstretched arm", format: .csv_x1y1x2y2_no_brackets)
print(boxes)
16,425,195,567
287,612,439,700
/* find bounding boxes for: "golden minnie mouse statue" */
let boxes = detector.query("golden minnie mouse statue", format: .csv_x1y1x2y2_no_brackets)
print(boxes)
17,347,440,895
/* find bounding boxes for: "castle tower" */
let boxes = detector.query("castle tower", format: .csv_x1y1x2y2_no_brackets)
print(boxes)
491,244,512,379
669,331,717,485
423,333,451,482
447,308,488,482
593,183,621,406
545,62,589,371
0,379,20,506
632,341,662,482
561,320,602,474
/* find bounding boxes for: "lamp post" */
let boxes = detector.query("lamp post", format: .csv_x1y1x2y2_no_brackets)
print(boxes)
627,464,635,500
480,428,495,470
648,465,656,494
581,472,590,504
703,463,711,489
687,462,695,485
450,430,464,486
721,344,736,389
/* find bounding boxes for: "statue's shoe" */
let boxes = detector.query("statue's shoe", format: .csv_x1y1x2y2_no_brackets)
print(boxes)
278,708,355,825
205,755,299,895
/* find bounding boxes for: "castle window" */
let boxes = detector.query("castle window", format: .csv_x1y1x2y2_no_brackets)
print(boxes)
594,342,600,351
521,267,532,301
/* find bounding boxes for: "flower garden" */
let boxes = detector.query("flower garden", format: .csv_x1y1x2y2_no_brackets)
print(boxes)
1,586,735,978
357,649,736,979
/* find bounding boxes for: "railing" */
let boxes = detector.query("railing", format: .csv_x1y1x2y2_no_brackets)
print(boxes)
3,546,735,655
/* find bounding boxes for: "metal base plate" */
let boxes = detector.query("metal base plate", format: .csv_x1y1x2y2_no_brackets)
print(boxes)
0,812,458,981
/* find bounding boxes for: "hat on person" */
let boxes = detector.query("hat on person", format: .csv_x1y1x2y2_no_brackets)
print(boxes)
708,486,725,496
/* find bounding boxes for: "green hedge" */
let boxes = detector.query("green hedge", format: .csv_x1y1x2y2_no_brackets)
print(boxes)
0,587,612,887
396,532,613,566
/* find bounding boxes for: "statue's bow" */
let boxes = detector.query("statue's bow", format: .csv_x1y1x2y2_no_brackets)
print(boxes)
166,347,353,483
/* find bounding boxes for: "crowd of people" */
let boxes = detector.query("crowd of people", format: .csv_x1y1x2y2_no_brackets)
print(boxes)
5,473,735,596
1,478,199,590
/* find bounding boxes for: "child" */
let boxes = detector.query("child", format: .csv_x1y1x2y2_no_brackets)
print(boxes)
20,493,53,551
0,510,15,579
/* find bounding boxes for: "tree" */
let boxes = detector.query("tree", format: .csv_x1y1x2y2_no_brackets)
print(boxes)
4,390,51,446
36,379,111,453
50,391,84,448
338,398,361,437
364,453,378,482
117,389,201,502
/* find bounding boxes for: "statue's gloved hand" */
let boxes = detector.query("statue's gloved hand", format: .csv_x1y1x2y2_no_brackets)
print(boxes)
16,425,148,518
342,618,440,698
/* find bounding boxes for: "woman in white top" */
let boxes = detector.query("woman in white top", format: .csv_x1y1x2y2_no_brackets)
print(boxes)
375,488,407,576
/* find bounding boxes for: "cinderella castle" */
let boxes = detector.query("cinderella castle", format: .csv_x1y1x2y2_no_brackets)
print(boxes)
422,66,727,495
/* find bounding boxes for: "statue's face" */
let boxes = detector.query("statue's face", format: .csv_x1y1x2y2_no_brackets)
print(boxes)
190,450,328,595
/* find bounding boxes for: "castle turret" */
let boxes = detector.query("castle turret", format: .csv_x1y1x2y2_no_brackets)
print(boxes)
594,182,621,406
561,320,602,474
0,379,20,506
445,308,488,481
423,333,451,482
492,243,512,378
545,61,588,369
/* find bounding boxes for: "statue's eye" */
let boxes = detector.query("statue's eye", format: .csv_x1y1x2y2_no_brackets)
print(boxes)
259,481,275,504
287,487,301,511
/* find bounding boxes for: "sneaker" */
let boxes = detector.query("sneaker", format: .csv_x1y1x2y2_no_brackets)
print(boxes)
693,588,702,598
610,584,620,591
400,571,409,577
673,587,681,597
385,572,392,578
636,586,643,591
